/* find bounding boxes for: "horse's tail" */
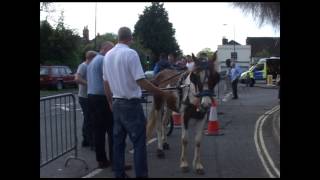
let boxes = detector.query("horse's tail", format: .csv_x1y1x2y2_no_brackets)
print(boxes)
146,103,157,141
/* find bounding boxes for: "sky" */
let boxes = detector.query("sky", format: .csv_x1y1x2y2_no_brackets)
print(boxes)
40,2,280,56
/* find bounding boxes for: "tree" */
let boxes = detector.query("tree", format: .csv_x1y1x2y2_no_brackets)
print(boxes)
197,48,214,59
40,14,83,70
133,2,182,65
130,37,153,71
232,2,280,29
40,20,54,65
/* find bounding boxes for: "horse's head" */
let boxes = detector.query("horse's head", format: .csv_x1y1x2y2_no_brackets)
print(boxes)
182,53,220,110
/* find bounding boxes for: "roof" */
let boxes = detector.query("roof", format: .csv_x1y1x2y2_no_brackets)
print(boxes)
225,40,241,45
246,37,280,57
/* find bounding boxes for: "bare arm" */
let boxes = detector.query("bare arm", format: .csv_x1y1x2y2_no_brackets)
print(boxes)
103,80,113,110
136,78,165,96
75,73,87,85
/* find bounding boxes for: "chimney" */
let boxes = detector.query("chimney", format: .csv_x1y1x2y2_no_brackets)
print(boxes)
222,37,228,45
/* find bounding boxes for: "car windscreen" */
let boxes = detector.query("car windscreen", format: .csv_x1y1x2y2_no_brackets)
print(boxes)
40,67,48,75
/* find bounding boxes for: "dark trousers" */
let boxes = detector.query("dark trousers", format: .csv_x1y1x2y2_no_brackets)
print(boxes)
112,99,148,178
88,94,113,162
78,97,93,145
232,78,239,98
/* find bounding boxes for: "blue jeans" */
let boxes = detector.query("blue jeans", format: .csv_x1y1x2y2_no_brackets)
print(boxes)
112,99,148,178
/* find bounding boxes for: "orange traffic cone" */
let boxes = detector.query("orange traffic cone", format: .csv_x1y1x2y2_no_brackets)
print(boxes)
205,98,224,136
172,111,182,128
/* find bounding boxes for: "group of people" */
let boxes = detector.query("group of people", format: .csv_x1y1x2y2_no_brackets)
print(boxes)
75,27,175,178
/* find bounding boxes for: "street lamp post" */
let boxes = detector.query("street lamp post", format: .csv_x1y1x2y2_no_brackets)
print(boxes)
94,3,97,51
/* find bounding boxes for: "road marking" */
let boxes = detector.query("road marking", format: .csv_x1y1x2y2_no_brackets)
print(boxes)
254,105,280,178
254,115,275,178
82,168,103,178
259,115,280,177
272,110,280,144
222,92,232,102
129,138,157,154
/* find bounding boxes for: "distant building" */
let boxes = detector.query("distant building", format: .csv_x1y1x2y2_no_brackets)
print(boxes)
82,26,89,43
217,38,251,72
246,37,280,64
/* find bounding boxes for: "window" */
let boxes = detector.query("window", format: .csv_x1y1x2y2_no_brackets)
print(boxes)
51,67,60,75
40,67,48,75
255,63,264,71
59,67,67,75
231,52,237,59
65,67,72,74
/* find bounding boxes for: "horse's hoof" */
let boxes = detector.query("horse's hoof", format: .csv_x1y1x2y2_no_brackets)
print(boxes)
163,143,170,150
181,166,189,173
156,149,165,159
195,169,205,175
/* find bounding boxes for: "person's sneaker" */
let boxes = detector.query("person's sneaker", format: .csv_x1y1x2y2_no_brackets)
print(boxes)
111,164,133,171
116,173,130,178
81,141,90,147
97,161,112,169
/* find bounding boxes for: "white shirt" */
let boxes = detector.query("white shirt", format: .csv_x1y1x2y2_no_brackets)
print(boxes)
103,43,146,99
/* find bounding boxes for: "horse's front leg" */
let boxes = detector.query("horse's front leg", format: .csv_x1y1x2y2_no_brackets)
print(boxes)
162,106,171,150
156,108,165,158
180,114,189,172
192,116,207,175
146,104,156,142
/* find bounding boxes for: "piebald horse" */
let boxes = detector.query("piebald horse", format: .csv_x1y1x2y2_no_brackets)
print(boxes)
147,53,220,174
146,69,186,158
179,54,220,174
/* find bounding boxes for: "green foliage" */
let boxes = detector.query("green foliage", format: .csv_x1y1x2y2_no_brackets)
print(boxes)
197,48,214,59
40,18,82,70
133,2,182,64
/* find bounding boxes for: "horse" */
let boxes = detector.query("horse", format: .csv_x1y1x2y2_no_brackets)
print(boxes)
178,53,220,174
146,53,220,174
146,68,187,158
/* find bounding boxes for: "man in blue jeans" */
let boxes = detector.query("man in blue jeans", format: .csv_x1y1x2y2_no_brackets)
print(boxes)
103,27,174,178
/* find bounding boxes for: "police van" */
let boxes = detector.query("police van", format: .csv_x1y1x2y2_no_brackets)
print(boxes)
240,57,280,87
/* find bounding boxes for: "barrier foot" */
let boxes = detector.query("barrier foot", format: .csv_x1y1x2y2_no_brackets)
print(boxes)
64,156,89,170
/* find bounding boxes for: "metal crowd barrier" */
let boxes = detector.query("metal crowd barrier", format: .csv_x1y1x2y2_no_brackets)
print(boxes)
40,93,88,169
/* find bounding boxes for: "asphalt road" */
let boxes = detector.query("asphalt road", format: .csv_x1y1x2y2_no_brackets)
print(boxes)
40,80,280,178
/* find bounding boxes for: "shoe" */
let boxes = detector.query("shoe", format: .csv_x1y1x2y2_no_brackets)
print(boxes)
124,164,132,171
111,164,133,171
136,176,148,178
81,141,90,147
116,173,130,178
232,97,238,99
97,160,112,169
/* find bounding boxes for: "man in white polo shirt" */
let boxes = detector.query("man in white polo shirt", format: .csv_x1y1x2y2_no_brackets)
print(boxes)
103,27,173,178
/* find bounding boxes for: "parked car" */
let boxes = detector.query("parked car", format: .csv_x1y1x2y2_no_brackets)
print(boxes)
40,65,76,90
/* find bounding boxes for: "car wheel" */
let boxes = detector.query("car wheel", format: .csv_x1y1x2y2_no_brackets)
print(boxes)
56,81,63,90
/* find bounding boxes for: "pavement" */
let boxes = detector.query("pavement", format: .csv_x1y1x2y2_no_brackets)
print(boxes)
40,81,280,178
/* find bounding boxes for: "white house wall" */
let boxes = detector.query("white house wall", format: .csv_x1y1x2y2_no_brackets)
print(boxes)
217,45,251,72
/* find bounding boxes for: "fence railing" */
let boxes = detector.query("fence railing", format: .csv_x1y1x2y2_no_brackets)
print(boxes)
40,93,88,169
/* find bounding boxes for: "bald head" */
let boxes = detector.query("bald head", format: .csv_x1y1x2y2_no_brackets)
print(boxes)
86,51,97,62
100,41,114,55
118,27,132,43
